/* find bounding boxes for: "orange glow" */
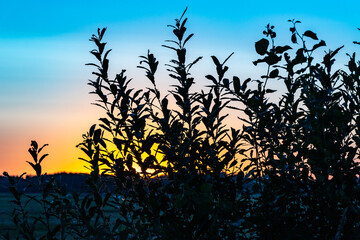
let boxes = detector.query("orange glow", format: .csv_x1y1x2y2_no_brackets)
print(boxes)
0,104,102,176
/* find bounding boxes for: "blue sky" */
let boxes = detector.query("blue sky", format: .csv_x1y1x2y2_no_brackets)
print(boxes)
1,0,360,174
0,1,359,38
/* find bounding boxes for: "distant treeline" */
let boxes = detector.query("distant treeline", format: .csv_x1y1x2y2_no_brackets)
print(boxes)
0,173,93,193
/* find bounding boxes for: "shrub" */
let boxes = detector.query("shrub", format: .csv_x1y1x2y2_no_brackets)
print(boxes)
3,8,360,240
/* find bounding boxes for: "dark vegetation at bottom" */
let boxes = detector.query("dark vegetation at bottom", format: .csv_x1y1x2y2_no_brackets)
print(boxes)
3,8,360,239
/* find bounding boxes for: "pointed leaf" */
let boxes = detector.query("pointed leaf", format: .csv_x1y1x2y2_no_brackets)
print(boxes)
205,74,217,84
312,40,326,51
269,69,279,78
211,56,221,67
303,30,318,40
233,76,241,94
38,154,48,164
183,33,194,46
229,160,238,168
89,124,96,137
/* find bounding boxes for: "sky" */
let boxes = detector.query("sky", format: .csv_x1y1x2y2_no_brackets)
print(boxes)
1,0,360,175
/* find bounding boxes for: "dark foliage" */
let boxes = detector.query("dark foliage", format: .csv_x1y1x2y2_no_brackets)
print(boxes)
3,8,360,239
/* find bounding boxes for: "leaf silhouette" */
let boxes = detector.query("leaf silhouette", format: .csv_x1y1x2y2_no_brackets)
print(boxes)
255,38,269,55
304,30,318,40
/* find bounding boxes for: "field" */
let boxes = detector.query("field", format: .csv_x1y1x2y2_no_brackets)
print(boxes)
0,192,119,239
1,192,71,238
0,193,16,236
0,193,53,238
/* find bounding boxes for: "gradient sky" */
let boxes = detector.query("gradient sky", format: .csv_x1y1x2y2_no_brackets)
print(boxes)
1,0,360,175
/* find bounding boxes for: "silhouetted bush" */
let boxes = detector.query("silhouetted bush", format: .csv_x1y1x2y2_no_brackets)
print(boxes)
3,8,360,240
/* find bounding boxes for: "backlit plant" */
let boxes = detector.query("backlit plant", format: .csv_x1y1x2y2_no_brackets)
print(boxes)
3,8,360,239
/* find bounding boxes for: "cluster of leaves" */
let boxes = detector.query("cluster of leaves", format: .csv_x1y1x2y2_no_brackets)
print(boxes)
3,8,360,239
241,19,360,239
